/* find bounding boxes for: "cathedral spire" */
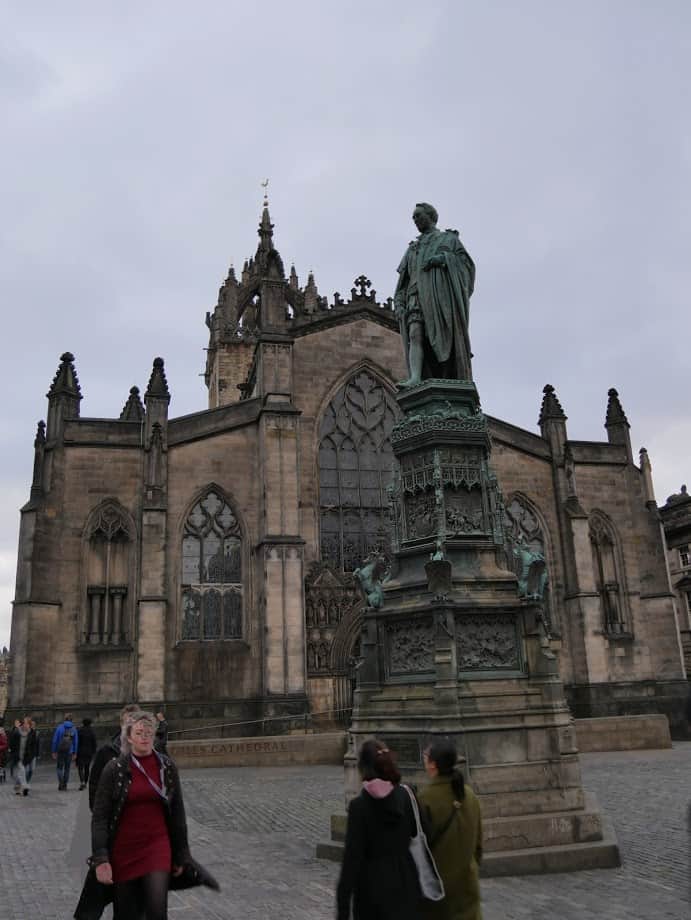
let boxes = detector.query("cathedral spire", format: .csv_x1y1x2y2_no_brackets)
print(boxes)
258,199,274,251
145,357,170,402
120,386,145,421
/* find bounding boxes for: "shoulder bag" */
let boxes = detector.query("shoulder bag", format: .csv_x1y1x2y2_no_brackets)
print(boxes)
402,784,445,902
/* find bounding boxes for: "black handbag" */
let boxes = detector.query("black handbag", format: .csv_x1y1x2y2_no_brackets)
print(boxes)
169,857,221,892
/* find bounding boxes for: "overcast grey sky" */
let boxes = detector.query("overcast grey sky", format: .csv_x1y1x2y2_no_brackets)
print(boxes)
2,2,690,647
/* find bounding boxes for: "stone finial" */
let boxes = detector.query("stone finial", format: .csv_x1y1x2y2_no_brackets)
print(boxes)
120,386,145,421
538,384,566,425
605,387,629,429
289,264,299,290
47,352,82,401
639,447,651,471
145,357,170,401
350,275,377,303
34,420,46,447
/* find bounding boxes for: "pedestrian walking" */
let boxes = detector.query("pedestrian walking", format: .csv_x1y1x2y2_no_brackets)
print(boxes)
8,719,21,778
77,718,98,790
26,718,40,783
52,712,78,790
154,712,168,755
336,739,421,920
0,718,8,783
88,703,140,810
83,711,197,919
417,738,483,920
10,715,39,797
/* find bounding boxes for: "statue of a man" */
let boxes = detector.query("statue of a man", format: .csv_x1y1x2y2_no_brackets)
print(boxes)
394,202,476,387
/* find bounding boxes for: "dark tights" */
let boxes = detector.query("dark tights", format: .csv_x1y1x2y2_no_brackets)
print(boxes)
113,870,169,920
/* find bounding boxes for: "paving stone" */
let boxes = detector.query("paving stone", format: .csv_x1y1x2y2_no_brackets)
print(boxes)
0,744,688,918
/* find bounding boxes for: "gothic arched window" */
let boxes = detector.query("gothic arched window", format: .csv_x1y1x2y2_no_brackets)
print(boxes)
181,489,243,641
589,512,629,634
84,501,133,645
504,495,555,630
318,371,398,572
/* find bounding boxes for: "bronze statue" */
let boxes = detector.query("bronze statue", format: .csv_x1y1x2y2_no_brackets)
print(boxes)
394,203,475,387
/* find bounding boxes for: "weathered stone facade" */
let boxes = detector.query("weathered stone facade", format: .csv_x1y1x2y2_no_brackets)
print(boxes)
659,483,691,677
8,205,688,732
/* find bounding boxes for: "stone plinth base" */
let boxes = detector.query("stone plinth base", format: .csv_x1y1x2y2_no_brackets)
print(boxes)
317,793,620,876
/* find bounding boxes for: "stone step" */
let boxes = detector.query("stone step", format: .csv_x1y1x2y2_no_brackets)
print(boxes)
318,800,620,877
328,793,604,852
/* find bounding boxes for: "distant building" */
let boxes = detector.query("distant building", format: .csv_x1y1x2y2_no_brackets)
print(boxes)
660,484,691,676
7,204,688,733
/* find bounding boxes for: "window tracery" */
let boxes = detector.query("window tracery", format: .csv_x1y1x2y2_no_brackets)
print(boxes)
504,495,554,630
84,501,133,645
318,371,398,572
589,513,628,634
181,489,243,640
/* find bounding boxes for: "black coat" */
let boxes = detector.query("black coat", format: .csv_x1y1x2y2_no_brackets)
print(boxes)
88,734,120,810
336,784,421,920
77,726,98,762
8,728,38,766
91,751,191,866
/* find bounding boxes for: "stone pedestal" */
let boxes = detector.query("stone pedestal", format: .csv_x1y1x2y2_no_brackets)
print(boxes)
320,379,619,875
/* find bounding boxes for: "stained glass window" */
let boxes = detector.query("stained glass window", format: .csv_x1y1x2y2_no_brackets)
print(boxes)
181,490,243,640
318,372,398,571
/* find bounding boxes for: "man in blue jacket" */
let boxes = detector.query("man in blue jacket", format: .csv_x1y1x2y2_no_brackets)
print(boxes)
52,713,78,790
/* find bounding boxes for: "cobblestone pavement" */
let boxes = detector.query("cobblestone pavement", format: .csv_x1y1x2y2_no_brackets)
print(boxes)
0,744,688,919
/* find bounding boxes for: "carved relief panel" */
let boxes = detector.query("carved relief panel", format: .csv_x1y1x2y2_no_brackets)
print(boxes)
384,618,435,678
456,612,521,672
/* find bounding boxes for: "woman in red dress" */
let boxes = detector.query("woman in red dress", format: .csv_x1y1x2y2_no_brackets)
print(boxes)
91,711,190,920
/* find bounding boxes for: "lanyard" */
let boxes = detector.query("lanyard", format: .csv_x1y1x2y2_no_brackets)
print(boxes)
130,752,166,800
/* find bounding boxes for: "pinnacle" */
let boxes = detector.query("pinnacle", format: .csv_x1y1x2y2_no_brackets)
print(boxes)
605,387,629,428
145,357,170,401
538,384,566,425
120,385,145,421
258,203,274,249
47,352,82,401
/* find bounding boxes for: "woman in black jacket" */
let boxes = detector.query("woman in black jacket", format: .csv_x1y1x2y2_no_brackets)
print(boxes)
336,739,421,920
9,716,38,796
88,711,190,920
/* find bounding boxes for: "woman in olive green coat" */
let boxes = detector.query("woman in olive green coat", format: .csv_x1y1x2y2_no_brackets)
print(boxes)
417,738,482,920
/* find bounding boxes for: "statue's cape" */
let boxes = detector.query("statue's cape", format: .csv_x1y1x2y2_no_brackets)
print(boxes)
396,229,475,367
